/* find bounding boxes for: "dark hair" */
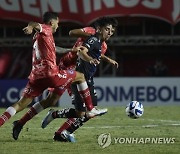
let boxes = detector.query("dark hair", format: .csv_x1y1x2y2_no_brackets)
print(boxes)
94,17,118,29
43,12,59,24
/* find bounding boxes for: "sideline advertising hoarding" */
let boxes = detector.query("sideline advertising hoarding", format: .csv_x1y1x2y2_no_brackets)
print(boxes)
0,78,179,107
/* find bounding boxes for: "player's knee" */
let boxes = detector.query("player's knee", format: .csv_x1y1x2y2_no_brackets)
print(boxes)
76,72,85,83
79,72,84,78
13,97,32,112
40,93,59,108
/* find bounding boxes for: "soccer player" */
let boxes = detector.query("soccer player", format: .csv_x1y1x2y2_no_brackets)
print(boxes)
0,12,107,129
11,18,118,141
42,17,118,142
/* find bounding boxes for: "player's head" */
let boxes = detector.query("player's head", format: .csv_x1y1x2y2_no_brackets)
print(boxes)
94,17,118,41
43,12,59,33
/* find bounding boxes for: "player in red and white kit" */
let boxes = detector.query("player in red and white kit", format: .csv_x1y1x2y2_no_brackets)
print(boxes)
0,12,107,132
11,22,118,140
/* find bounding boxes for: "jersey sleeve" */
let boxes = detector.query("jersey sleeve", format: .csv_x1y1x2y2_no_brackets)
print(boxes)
40,24,51,36
82,27,96,34
101,42,107,55
82,36,98,51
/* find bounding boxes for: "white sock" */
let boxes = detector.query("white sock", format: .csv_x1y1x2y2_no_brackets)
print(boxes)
6,107,16,116
32,102,44,113
77,81,88,91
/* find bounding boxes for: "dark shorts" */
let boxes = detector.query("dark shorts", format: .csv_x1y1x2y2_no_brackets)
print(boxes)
71,81,97,112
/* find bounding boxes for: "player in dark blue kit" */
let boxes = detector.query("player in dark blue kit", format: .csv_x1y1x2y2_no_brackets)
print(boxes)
42,17,118,142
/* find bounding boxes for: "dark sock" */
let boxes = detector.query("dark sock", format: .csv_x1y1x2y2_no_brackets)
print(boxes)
53,108,78,118
67,114,89,133
55,114,90,134
55,118,76,135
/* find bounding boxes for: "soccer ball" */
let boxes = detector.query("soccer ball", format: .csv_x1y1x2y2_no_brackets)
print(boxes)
125,101,144,119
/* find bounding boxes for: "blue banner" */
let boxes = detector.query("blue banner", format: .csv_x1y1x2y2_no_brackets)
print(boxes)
0,80,27,107
0,78,180,107
0,80,51,107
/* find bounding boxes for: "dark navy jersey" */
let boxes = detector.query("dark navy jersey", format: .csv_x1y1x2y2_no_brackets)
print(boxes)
76,34,102,80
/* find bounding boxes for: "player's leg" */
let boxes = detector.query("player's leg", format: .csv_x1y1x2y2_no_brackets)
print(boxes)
72,71,94,111
18,92,60,126
12,88,64,140
41,71,107,128
0,79,48,127
52,82,87,142
12,79,56,140
15,70,72,130
54,70,107,116
72,71,107,116
50,70,91,117
41,81,86,128
41,71,86,129
54,84,98,141
41,107,84,129
0,80,36,127
65,85,97,133
0,96,33,127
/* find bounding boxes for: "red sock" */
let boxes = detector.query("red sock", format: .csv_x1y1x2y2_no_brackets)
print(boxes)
79,88,94,111
77,82,94,111
56,118,75,135
0,107,16,127
19,107,37,126
0,112,11,126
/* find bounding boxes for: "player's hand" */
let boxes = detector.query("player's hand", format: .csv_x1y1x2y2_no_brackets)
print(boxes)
90,59,100,66
76,46,87,52
109,59,119,68
72,47,78,53
72,46,85,53
23,26,33,35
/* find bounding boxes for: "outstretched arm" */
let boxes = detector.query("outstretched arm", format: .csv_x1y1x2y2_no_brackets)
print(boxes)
56,46,73,54
101,54,119,68
69,29,91,38
23,22,41,35
56,46,79,54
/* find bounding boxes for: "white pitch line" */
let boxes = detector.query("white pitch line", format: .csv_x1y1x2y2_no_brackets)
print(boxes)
81,123,180,129
1,119,180,130
0,123,180,130
143,119,180,123
95,118,180,123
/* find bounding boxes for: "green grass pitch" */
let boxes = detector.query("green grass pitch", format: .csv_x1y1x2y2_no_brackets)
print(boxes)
0,106,179,154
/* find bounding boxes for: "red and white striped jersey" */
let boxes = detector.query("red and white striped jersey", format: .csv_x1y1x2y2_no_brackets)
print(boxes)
29,24,58,80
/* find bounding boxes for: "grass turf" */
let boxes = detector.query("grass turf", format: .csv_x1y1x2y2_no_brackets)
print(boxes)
0,106,179,154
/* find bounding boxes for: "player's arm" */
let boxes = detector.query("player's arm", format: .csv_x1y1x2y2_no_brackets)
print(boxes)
101,54,119,68
23,22,41,35
76,46,100,65
56,46,79,54
69,29,91,38
56,46,72,54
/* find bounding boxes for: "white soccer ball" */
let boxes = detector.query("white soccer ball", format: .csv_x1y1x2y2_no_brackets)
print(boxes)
125,101,144,119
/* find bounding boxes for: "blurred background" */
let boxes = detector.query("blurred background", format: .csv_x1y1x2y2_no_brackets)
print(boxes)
0,0,180,107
